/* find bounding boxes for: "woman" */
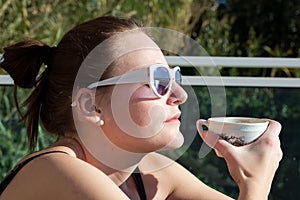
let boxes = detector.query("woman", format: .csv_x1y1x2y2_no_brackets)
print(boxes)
0,16,282,200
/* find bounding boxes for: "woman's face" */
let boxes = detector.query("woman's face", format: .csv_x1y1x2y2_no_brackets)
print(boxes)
97,48,188,153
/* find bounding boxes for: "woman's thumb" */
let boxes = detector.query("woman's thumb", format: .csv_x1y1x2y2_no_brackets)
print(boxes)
214,139,236,159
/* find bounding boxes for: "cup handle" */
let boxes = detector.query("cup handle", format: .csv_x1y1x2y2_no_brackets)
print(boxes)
197,119,223,157
196,119,209,134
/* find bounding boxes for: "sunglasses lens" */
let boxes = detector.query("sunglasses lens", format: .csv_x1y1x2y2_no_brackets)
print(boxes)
175,68,181,84
153,66,171,96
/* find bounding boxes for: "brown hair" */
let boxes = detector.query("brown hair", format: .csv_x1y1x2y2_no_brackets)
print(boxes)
0,16,139,151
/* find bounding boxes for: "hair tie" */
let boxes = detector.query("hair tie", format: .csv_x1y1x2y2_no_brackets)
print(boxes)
36,46,57,84
44,46,57,66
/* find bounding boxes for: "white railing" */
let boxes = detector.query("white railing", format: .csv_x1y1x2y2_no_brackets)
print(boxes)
166,56,300,88
166,56,300,68
1,55,300,88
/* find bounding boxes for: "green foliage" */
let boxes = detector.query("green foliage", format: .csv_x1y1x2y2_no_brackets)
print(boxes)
0,86,57,179
0,87,28,178
196,4,236,56
0,0,194,49
0,0,299,199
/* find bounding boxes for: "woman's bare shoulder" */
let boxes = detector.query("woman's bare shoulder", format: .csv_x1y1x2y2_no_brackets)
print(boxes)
138,152,232,200
2,151,129,200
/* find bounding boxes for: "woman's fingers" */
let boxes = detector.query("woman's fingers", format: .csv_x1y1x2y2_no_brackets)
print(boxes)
199,130,236,160
260,119,282,138
254,119,283,162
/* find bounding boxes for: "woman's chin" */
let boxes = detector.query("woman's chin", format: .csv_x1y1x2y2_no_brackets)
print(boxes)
160,131,184,150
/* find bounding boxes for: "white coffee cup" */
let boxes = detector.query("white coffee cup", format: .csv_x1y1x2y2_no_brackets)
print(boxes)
197,117,269,146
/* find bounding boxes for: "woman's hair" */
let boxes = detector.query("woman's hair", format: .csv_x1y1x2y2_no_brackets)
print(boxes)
0,16,139,151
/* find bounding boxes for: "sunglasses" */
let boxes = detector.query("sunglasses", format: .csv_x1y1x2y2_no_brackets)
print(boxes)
87,63,181,97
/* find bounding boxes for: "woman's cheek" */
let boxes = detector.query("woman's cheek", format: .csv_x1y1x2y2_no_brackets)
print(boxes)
129,85,164,127
129,102,153,127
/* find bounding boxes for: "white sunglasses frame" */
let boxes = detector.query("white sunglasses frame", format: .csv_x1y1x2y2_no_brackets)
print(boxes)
87,63,181,98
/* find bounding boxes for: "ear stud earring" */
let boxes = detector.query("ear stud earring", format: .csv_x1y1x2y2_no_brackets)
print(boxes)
98,119,104,126
96,116,104,126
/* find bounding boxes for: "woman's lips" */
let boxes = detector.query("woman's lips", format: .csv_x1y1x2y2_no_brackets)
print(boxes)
165,113,181,123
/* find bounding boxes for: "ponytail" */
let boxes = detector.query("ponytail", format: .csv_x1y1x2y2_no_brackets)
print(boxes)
0,40,52,151
1,40,51,88
0,16,140,151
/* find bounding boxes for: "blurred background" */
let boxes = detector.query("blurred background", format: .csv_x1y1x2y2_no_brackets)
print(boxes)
0,0,299,199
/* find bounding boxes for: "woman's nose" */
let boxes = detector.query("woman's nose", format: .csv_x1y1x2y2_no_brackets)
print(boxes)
166,81,188,105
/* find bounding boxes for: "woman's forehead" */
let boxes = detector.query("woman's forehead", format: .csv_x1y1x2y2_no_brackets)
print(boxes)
111,49,167,75
78,31,165,81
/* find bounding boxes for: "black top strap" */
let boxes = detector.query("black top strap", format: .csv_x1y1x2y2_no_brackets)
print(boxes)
132,168,147,200
0,150,68,195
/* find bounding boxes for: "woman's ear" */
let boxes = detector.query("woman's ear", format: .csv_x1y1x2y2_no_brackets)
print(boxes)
73,88,102,125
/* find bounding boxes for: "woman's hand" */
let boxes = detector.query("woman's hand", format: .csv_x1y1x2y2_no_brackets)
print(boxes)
199,119,283,200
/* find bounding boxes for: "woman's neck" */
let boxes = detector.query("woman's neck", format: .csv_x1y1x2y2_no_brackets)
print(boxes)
56,133,145,186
